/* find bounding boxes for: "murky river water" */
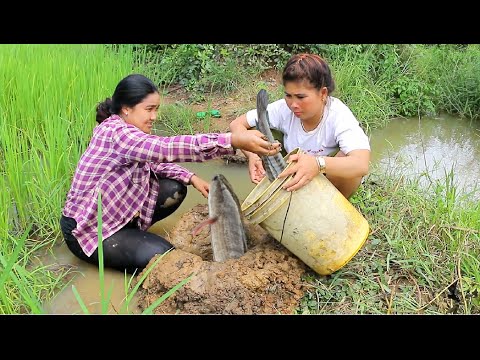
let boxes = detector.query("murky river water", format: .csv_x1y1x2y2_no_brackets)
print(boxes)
370,115,479,198
43,115,480,314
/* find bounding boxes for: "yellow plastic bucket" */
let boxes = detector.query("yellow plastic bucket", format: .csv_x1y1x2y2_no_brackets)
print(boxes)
241,148,370,276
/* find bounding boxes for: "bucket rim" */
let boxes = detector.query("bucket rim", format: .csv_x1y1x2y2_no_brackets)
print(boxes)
244,174,294,224
241,148,300,215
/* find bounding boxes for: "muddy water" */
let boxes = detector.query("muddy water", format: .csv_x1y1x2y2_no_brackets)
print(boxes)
42,243,143,314
370,115,480,200
44,115,480,314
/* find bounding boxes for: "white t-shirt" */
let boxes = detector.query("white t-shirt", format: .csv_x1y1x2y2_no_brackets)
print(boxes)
246,96,370,156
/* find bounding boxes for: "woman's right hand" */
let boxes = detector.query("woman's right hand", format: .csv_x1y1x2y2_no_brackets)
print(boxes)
278,152,319,191
231,130,281,156
190,174,210,198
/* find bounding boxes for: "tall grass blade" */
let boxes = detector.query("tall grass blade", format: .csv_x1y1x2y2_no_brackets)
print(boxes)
71,285,90,315
142,274,193,315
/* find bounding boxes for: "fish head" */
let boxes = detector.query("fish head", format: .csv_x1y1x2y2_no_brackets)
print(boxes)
209,174,242,214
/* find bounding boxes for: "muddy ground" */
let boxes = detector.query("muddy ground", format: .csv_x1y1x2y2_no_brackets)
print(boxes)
136,204,308,314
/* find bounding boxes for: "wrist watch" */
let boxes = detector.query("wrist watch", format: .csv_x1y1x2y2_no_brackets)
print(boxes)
315,156,326,174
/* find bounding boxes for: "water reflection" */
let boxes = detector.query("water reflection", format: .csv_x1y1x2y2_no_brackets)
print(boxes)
43,243,142,314
370,115,480,199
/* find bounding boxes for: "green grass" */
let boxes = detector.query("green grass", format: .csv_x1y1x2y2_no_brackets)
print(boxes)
296,164,480,314
156,103,198,135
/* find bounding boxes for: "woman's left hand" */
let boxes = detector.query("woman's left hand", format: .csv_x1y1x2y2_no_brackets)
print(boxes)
278,152,318,191
190,175,210,198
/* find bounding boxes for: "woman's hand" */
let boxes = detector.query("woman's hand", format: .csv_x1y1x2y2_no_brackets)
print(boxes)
190,174,210,198
247,154,266,184
231,130,281,156
278,152,319,191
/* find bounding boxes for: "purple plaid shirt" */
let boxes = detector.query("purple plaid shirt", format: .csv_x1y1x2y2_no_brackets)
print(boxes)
62,115,234,256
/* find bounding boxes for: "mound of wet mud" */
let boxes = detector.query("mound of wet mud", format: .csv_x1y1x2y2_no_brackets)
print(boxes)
137,204,307,314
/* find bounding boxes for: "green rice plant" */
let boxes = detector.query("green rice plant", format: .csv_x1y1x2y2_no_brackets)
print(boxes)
0,124,31,234
0,44,195,314
0,225,43,313
0,44,138,240
0,44,151,313
0,175,65,314
0,177,8,240
0,225,69,314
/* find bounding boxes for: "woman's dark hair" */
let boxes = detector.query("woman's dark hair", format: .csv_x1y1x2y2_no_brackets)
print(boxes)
95,74,159,124
282,53,335,94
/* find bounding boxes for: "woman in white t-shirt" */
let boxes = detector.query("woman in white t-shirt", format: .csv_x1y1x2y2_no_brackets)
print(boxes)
229,53,371,199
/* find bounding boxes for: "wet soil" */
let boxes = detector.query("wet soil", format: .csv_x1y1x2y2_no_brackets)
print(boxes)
136,204,308,314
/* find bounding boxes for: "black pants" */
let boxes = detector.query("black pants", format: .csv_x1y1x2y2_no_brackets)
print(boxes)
60,178,187,274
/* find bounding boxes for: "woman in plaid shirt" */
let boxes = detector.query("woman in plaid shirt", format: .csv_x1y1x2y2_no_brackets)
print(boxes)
60,74,280,274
